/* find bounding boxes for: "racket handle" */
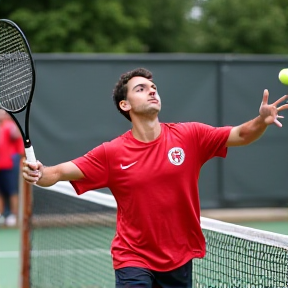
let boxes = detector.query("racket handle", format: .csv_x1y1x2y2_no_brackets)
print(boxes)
25,146,37,163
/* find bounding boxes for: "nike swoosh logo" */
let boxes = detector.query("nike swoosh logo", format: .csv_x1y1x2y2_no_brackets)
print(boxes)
120,161,138,170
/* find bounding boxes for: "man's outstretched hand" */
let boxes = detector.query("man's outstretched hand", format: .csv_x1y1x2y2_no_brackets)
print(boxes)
259,89,288,127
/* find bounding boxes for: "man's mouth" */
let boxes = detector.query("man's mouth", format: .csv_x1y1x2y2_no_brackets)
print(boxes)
148,99,159,104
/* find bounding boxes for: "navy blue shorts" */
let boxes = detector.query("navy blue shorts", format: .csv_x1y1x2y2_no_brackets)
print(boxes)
0,154,21,196
115,260,192,288
11,154,21,191
0,169,16,196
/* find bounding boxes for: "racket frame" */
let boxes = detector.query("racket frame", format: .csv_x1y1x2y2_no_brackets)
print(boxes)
0,19,36,161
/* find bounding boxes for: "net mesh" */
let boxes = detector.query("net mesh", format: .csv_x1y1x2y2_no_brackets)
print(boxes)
0,20,33,112
193,218,288,287
30,183,116,288
27,183,288,288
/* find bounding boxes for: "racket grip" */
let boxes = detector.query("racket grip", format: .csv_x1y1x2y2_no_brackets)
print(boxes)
25,146,37,163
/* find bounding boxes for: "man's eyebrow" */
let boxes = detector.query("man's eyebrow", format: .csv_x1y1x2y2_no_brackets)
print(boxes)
132,83,145,91
132,82,157,91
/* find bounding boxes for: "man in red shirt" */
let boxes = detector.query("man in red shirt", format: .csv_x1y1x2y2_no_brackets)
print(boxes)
0,109,23,226
22,68,288,288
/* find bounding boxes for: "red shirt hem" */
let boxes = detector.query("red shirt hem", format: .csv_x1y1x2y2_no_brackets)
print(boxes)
113,250,205,272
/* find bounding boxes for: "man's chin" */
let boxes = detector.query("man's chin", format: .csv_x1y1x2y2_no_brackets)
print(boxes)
134,108,160,119
148,107,161,115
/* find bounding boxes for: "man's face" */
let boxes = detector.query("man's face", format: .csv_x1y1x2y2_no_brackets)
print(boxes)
123,76,161,119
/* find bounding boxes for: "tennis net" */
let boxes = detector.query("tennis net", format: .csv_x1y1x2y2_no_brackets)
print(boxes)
22,182,288,288
27,182,117,288
193,218,288,287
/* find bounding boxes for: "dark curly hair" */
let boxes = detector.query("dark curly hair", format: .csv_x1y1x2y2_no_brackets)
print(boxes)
112,68,153,121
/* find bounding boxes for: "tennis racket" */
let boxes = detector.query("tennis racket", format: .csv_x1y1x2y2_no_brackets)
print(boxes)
0,19,36,163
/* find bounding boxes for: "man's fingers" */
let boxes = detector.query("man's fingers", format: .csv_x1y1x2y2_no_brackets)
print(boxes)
23,159,42,171
277,103,288,112
273,94,288,106
23,165,39,174
23,160,37,170
22,162,41,184
262,89,269,105
274,118,283,127
22,170,40,184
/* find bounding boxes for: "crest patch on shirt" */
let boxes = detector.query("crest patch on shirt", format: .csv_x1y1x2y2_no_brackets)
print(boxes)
168,147,185,165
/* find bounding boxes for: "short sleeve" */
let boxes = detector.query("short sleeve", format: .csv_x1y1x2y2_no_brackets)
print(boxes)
70,144,109,195
193,123,232,163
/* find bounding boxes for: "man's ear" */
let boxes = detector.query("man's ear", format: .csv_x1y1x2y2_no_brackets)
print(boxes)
119,100,131,112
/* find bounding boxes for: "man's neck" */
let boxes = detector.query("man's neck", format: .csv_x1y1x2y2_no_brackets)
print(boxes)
131,118,161,143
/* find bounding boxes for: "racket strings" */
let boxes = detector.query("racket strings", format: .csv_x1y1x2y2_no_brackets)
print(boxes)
0,23,33,112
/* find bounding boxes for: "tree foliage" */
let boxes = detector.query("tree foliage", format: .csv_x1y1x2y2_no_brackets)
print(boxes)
0,0,288,54
188,0,288,54
0,0,192,53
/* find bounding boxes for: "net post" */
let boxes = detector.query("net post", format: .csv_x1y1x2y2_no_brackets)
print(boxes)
19,171,32,288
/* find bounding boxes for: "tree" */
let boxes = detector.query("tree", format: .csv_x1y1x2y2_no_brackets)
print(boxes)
138,0,193,53
188,0,288,54
2,0,287,54
0,0,193,53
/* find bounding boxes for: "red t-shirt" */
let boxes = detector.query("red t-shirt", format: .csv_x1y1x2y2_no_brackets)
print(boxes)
71,122,232,271
12,136,24,155
0,119,22,169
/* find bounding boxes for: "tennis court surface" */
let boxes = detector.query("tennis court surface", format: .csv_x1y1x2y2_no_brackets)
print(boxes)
0,228,19,288
16,182,288,287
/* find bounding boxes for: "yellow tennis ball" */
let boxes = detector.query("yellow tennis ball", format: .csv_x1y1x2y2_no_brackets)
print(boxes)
279,68,288,85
